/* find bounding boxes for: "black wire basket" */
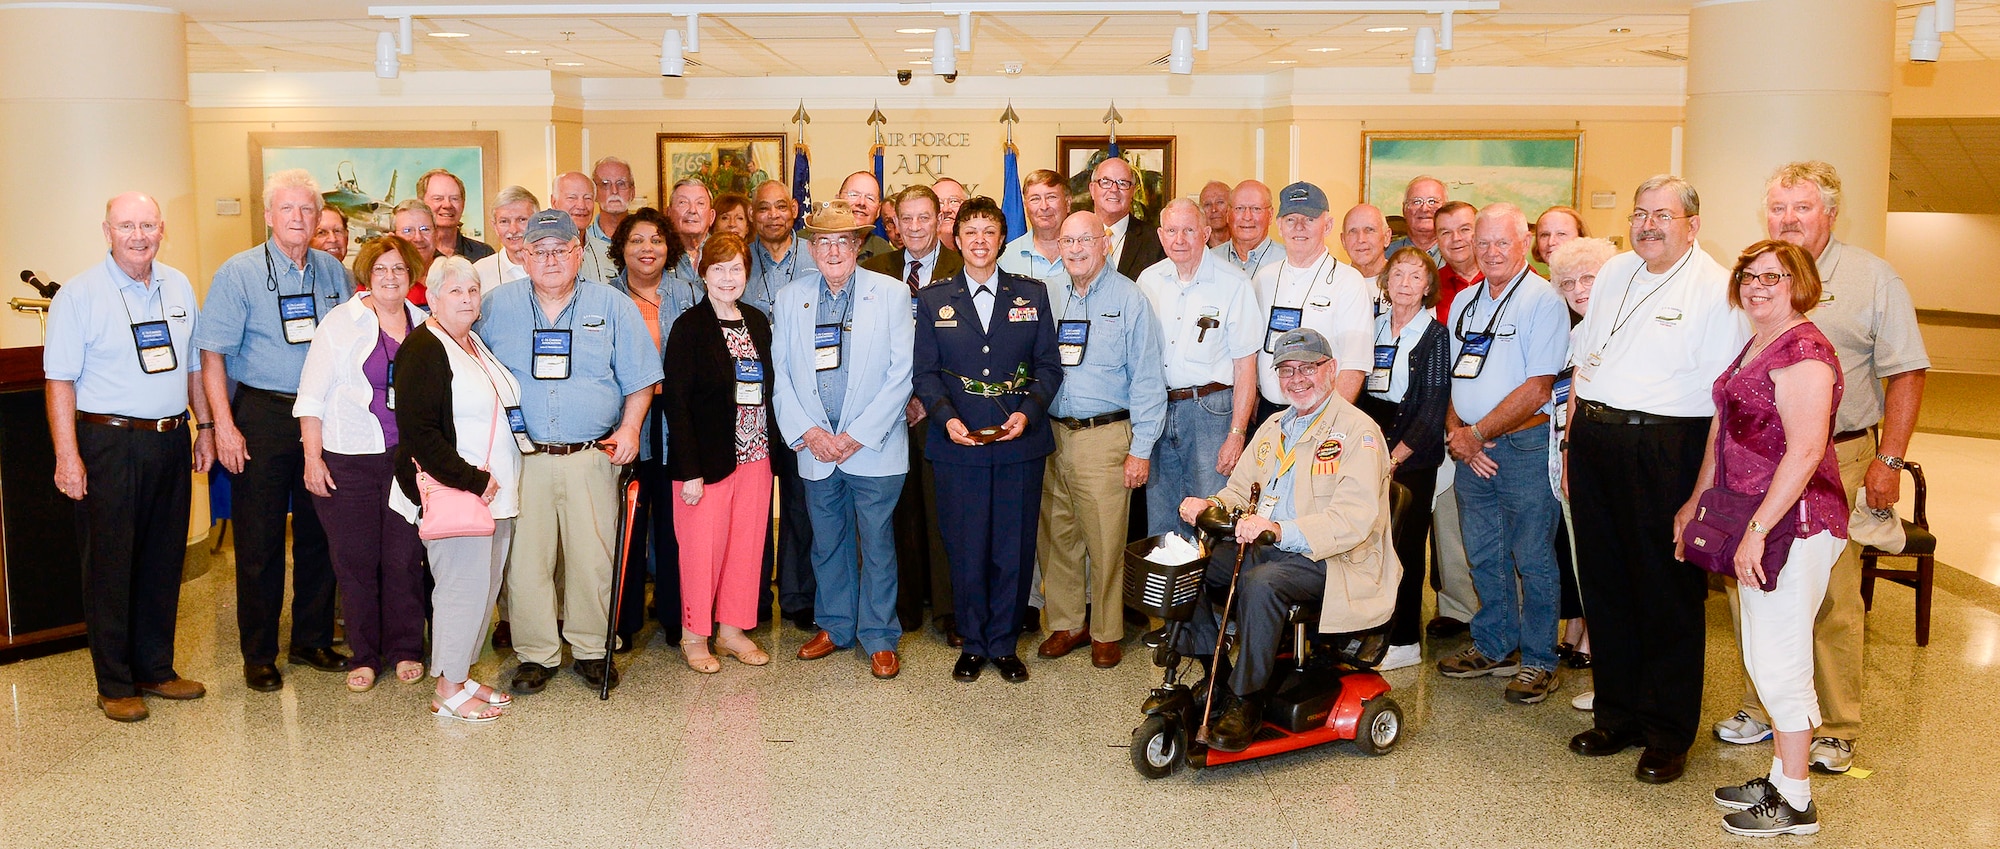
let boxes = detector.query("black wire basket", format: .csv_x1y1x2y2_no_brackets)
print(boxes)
1123,534,1210,622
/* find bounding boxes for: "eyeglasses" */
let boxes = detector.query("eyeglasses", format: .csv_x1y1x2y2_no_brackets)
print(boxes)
1736,271,1792,287
1276,362,1325,379
1628,210,1685,226
112,222,162,235
1094,177,1136,192
838,190,878,204
810,236,858,251
1404,198,1443,209
371,264,410,277
597,179,634,191
397,225,434,237
1056,235,1100,247
1231,205,1271,214
1556,274,1596,292
528,247,571,262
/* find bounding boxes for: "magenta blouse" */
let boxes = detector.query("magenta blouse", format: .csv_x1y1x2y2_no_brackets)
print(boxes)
1711,321,1849,541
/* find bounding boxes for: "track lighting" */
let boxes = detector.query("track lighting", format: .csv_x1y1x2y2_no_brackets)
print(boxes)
375,31,399,78
660,27,684,76
1412,26,1437,74
1169,26,1194,75
932,26,957,78
1910,5,1941,63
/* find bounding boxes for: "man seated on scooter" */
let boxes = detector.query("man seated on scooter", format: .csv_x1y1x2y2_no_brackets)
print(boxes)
1175,327,1400,752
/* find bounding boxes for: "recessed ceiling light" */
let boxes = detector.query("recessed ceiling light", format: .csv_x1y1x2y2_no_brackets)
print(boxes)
911,59,931,65
505,49,540,55
1610,27,1632,34
428,31,470,38
1307,47,1342,53
1366,26,1408,33
1269,59,1298,64
904,47,932,53
896,28,935,34
555,61,584,66
244,68,269,72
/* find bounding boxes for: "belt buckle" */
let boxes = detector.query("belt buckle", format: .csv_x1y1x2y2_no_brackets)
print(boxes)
154,418,173,433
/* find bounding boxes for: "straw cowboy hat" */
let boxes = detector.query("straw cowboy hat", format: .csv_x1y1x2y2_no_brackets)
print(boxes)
800,199,873,236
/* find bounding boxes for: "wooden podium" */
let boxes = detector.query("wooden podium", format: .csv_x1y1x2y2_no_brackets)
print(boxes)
0,346,86,654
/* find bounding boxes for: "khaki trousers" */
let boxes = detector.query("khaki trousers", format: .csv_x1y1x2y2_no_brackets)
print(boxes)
1732,431,1870,741
1038,420,1134,641
507,450,621,667
1432,474,1481,624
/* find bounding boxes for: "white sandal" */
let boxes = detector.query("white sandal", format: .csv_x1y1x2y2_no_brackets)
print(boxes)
431,687,502,723
464,678,512,707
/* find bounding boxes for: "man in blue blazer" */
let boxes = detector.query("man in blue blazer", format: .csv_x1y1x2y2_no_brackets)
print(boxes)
913,197,1065,684
771,200,916,680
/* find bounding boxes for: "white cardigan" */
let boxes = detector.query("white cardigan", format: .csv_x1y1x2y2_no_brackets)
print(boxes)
388,323,526,522
293,292,428,455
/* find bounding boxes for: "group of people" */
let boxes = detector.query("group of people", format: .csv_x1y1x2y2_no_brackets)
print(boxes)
50,145,1925,837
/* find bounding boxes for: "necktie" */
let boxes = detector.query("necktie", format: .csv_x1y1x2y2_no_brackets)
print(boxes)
976,285,993,330
907,259,922,294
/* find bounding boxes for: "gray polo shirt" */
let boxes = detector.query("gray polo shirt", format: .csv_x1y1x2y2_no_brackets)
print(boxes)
1810,239,1930,433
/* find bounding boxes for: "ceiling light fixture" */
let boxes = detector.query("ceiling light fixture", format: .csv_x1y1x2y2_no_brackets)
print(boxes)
375,31,400,78
505,48,540,54
912,59,931,65
428,30,468,38
1610,27,1631,34
1169,26,1195,74
1268,59,1297,64
1308,47,1342,53
931,25,957,78
1937,0,1956,32
661,27,684,76
1367,26,1407,33
904,47,932,53
1412,25,1437,74
555,61,584,66
896,28,934,34
1911,4,1942,63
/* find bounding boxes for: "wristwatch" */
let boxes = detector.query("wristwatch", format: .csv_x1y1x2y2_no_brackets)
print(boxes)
1748,519,1770,535
1875,452,1908,470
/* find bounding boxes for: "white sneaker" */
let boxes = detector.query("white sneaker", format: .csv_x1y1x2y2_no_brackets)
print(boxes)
1570,690,1594,711
1810,736,1854,773
1715,710,1774,745
1378,643,1422,671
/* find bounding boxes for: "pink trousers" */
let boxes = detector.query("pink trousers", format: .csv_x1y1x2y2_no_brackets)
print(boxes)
672,458,773,635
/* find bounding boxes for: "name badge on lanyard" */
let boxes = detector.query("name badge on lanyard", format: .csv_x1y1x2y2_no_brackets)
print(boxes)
1057,319,1090,367
505,405,535,453
1367,343,1397,394
735,358,765,406
814,323,843,372
1552,366,1574,432
1454,333,1494,379
1265,306,1303,353
911,295,921,319
532,329,572,380
132,320,176,374
386,360,397,410
279,294,318,344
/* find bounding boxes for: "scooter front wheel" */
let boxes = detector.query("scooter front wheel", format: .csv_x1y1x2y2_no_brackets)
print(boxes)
1131,715,1187,778
1353,696,1403,756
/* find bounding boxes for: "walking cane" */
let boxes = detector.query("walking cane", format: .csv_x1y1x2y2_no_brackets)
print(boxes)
600,458,641,701
1197,482,1276,742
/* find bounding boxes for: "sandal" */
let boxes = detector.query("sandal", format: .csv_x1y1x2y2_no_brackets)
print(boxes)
346,667,377,692
463,678,512,707
395,661,425,683
714,636,770,667
431,687,502,723
681,638,721,674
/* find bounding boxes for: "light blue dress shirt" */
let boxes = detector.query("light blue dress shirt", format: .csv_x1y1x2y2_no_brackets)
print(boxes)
192,241,352,394
477,278,664,443
1049,268,1168,460
44,254,202,418
814,278,855,429
999,234,1068,288
749,235,805,319
1267,401,1326,556
1444,267,1569,423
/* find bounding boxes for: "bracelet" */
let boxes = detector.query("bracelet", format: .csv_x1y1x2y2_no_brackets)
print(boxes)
1229,426,1247,436
1470,424,1486,442
1748,519,1770,535
1875,452,1907,470
195,422,214,431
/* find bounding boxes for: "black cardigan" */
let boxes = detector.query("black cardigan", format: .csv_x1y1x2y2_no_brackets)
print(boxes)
1355,318,1452,472
391,324,493,504
662,299,774,484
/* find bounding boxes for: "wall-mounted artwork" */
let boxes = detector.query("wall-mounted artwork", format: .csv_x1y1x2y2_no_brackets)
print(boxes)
1056,135,1176,225
250,131,499,256
1362,132,1582,214
657,133,786,202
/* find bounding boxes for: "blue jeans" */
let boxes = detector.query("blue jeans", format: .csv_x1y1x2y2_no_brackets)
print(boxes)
1145,392,1235,537
1455,423,1562,672
804,469,906,655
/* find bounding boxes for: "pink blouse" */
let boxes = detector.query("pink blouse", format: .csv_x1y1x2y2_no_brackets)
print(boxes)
1711,321,1849,540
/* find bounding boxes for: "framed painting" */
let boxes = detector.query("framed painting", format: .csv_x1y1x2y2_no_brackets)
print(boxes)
250,131,499,255
1361,131,1582,214
658,133,786,202
1056,135,1176,224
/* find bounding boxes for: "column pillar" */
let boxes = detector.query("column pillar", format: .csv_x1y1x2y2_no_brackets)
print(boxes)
1683,0,1894,260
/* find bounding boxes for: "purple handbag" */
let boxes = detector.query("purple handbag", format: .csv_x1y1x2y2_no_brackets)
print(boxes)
1681,345,1802,592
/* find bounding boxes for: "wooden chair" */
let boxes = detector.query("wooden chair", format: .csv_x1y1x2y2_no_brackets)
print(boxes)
1860,462,1938,646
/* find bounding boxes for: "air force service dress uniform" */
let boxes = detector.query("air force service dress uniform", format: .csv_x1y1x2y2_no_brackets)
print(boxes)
912,269,1065,663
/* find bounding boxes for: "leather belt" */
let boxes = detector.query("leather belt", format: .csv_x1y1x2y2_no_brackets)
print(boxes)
1833,428,1871,444
1578,400,1708,427
1053,410,1131,431
1166,382,1228,403
1499,413,1550,437
532,441,601,456
78,412,186,433
239,386,299,403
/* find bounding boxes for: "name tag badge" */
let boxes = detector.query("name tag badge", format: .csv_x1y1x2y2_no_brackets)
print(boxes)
735,358,765,406
1453,333,1493,379
912,295,921,319
130,320,176,374
1265,306,1303,353
1259,492,1280,515
1366,343,1396,394
1577,351,1603,382
531,329,572,380
1553,366,1575,431
814,323,843,372
386,360,397,410
506,405,534,453
278,294,318,344
1057,319,1090,367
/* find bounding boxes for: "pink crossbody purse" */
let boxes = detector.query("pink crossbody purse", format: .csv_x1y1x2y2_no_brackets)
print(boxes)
414,329,507,540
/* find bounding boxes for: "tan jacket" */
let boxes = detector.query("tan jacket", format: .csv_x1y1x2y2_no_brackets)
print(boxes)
1213,395,1400,633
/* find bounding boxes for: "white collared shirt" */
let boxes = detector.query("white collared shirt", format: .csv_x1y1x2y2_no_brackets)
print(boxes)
1570,242,1749,417
905,243,942,289
473,250,528,292
967,271,999,330
293,292,429,455
1134,252,1262,389
1251,251,1374,404
1107,215,1132,267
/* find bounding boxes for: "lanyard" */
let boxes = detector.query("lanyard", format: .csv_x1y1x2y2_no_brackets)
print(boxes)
115,277,165,327
264,241,317,298
1594,248,1696,358
530,285,578,331
1453,267,1529,341
1280,254,1333,311
1237,241,1277,280
1269,400,1334,491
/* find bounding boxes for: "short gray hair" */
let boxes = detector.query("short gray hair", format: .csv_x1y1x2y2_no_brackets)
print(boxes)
1160,197,1203,223
1634,174,1700,216
592,155,632,179
1766,160,1841,215
417,168,465,199
671,177,711,199
494,185,539,210
1474,202,1530,240
392,199,434,221
1549,237,1619,282
426,254,479,290
263,169,323,212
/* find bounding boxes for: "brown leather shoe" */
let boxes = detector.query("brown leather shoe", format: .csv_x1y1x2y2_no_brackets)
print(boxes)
137,678,207,700
1037,627,1091,659
797,630,839,661
98,695,148,722
870,650,900,679
1091,640,1123,668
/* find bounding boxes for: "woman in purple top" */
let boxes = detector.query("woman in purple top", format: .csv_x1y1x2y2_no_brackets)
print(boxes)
1675,239,1847,838
295,236,429,692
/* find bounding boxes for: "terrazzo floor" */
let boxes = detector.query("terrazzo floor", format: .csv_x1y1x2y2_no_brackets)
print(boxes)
3,525,1998,849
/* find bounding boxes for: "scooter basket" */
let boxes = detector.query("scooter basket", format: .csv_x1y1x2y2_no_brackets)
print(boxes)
1124,534,1210,621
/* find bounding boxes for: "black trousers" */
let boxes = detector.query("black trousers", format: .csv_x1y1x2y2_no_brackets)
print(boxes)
765,427,816,619
232,388,335,664
626,397,680,634
1173,544,1325,696
1387,463,1438,646
894,423,952,628
935,458,1041,658
78,421,191,698
1570,412,1711,752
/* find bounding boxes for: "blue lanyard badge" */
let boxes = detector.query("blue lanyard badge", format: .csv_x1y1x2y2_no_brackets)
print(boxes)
814,323,843,372
131,320,176,374
735,358,765,406
1552,366,1574,431
1367,342,1397,393
531,329,572,380
279,294,318,344
1265,306,1303,353
505,404,535,453
1453,332,1493,379
386,360,397,410
1057,319,1090,367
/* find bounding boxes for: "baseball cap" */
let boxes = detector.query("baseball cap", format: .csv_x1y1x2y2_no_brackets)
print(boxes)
1271,328,1334,366
524,208,579,244
1277,181,1330,219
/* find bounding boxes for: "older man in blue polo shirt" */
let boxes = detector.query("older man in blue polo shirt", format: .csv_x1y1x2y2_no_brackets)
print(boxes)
480,209,662,695
1433,202,1570,708
1034,210,1166,670
195,169,354,693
